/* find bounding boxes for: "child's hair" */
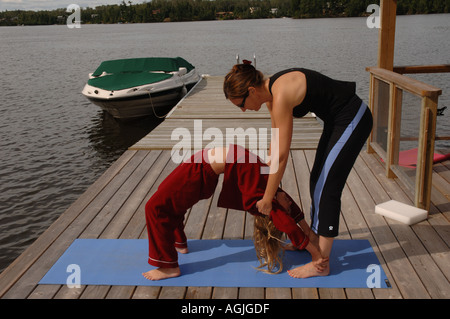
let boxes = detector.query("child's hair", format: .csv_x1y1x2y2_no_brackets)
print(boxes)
253,215,285,274
223,64,265,100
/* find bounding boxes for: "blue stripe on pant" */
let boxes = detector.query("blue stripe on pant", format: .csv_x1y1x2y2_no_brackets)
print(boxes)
311,101,372,237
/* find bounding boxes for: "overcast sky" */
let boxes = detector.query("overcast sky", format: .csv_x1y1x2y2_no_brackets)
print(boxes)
0,0,149,11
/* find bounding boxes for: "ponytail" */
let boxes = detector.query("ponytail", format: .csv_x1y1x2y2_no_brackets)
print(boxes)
253,215,285,274
223,63,265,99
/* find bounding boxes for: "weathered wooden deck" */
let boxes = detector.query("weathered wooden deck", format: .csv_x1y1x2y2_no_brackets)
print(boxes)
0,77,449,299
130,76,322,150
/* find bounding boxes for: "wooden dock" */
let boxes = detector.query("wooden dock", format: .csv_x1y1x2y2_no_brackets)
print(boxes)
130,76,322,150
0,76,449,300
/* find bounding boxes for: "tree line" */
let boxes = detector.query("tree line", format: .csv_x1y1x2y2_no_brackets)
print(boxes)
1,0,449,26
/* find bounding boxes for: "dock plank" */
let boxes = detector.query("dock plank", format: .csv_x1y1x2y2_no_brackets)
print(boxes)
130,118,322,150
358,153,450,299
170,76,316,118
130,76,322,151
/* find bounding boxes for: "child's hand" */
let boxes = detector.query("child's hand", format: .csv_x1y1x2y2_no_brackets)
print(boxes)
312,257,329,272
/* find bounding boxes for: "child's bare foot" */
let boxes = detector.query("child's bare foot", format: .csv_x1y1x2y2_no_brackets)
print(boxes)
142,267,181,281
288,261,330,279
176,247,189,254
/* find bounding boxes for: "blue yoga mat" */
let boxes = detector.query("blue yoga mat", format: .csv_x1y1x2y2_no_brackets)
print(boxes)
39,239,390,288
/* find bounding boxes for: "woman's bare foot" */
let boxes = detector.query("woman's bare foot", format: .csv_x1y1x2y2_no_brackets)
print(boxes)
288,260,330,279
142,267,181,281
176,247,189,254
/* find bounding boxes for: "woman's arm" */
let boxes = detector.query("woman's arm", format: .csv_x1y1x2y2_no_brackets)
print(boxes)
257,71,306,216
256,95,293,215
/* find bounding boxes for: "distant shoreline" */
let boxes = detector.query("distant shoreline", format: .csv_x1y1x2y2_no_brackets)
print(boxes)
1,12,449,27
1,1,449,27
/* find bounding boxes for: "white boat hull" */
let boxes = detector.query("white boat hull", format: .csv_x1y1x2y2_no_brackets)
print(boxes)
85,86,185,119
82,67,200,119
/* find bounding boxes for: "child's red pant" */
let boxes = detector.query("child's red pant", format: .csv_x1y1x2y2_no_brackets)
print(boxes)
145,149,218,268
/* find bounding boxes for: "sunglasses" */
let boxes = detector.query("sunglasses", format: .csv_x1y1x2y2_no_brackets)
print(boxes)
238,91,249,108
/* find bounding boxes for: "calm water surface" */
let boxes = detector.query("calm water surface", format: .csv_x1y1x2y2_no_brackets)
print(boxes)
0,15,449,272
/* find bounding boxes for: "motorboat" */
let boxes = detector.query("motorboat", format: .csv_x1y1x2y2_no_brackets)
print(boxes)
81,57,201,119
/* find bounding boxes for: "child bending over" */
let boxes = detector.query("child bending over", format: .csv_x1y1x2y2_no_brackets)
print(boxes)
142,144,328,281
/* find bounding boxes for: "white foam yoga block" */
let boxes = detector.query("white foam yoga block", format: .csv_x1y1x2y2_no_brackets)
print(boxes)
375,200,428,225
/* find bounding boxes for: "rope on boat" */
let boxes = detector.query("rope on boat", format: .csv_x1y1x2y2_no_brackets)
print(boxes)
148,91,173,119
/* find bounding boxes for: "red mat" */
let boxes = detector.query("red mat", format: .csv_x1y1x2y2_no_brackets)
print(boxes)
394,148,450,168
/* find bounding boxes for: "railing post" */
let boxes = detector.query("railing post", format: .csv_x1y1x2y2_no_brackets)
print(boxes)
378,0,397,71
386,83,402,178
367,73,375,154
415,95,438,211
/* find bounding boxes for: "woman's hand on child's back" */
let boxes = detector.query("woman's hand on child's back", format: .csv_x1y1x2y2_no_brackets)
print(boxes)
256,198,272,215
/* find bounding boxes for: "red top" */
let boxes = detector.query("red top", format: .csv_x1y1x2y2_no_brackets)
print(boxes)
217,144,309,250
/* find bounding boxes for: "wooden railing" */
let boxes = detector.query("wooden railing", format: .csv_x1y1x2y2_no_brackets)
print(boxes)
366,66,444,211
393,64,450,75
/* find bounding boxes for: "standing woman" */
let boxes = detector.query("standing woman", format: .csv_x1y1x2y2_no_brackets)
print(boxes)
223,63,373,278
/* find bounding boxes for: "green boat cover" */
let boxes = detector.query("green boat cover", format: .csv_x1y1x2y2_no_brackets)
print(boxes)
88,72,174,91
88,57,195,91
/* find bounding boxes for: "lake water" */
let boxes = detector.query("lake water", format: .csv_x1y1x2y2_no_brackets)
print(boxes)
0,14,449,273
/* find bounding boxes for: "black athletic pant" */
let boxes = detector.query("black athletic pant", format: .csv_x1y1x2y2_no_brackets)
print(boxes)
309,95,373,237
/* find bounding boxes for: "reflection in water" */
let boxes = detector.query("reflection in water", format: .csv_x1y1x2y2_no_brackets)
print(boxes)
87,110,164,163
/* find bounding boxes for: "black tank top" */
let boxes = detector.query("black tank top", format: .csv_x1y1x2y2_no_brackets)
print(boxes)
268,68,357,121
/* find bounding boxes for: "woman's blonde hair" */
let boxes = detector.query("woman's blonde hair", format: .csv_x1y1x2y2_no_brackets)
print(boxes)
223,63,265,100
253,215,285,274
